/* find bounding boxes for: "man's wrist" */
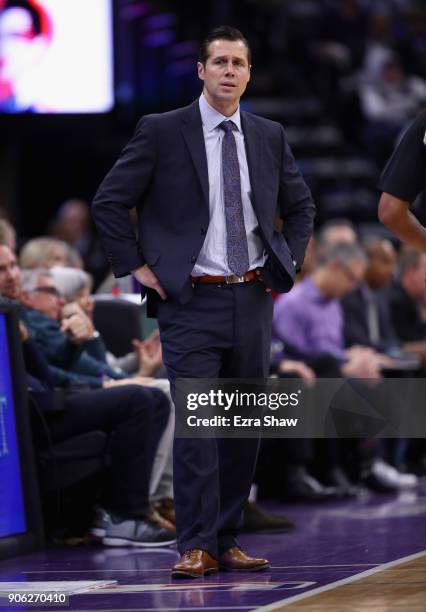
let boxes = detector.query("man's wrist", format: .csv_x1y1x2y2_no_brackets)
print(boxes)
131,262,147,276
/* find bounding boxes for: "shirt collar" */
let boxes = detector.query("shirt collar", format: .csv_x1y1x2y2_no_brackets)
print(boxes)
199,93,242,133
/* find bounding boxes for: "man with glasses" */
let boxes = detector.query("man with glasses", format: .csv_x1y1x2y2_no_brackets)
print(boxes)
18,268,125,388
273,242,382,377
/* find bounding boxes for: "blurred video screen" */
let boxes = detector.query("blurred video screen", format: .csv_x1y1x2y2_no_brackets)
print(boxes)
0,311,26,539
0,0,113,113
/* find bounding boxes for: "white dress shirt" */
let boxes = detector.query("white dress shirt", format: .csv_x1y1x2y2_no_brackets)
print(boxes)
192,93,266,276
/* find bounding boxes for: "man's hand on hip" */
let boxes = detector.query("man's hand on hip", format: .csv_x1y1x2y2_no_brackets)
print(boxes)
132,264,167,300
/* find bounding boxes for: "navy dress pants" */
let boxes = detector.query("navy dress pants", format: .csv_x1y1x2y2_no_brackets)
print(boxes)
157,280,273,558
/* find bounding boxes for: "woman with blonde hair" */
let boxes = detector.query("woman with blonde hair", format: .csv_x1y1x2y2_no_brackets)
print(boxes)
19,237,83,269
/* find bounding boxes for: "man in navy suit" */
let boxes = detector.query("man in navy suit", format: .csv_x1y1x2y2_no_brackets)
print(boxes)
92,26,315,578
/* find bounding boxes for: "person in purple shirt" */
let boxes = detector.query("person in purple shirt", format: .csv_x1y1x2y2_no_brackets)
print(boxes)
273,242,385,377
271,241,417,496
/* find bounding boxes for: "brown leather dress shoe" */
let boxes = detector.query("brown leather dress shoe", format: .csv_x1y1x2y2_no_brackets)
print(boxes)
219,547,270,571
171,549,218,578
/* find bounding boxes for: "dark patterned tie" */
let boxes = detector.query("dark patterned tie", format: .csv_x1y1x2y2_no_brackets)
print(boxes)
219,120,250,277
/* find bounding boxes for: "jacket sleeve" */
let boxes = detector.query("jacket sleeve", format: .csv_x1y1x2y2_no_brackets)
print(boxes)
278,125,316,270
26,313,82,369
47,364,104,389
72,350,124,380
91,115,158,277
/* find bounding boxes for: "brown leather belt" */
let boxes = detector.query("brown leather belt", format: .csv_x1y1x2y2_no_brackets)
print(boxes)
191,268,262,284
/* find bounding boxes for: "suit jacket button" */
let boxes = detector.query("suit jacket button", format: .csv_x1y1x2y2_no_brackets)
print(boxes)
191,256,197,263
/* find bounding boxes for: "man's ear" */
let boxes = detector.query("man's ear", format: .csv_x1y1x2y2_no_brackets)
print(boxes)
197,61,205,81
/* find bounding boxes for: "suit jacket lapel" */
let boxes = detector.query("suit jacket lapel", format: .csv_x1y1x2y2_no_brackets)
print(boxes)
181,101,209,208
241,111,263,218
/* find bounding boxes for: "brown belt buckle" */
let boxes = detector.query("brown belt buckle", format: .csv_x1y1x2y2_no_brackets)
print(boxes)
225,274,246,284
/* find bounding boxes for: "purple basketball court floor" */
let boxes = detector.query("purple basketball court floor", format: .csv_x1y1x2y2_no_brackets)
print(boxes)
1,482,425,611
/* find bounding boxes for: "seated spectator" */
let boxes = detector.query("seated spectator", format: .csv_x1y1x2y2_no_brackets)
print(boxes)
50,265,163,377
48,264,175,521
0,244,175,546
20,267,130,388
342,237,399,353
0,218,17,251
272,243,370,499
273,242,381,377
342,237,425,367
360,54,426,163
293,219,358,286
316,219,358,252
361,56,426,126
1,248,153,392
341,237,419,488
19,236,83,270
48,198,109,289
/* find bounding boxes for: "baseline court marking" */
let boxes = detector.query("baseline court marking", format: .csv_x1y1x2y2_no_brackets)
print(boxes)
255,549,426,611
77,580,315,594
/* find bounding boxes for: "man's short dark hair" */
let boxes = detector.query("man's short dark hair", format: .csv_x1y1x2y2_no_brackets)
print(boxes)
199,25,251,65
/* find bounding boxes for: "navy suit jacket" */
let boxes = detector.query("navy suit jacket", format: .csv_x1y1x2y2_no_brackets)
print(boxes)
92,100,315,315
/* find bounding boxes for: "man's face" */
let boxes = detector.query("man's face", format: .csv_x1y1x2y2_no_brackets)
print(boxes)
329,258,366,298
23,275,65,321
0,245,21,299
197,39,251,110
366,241,396,289
323,226,358,247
